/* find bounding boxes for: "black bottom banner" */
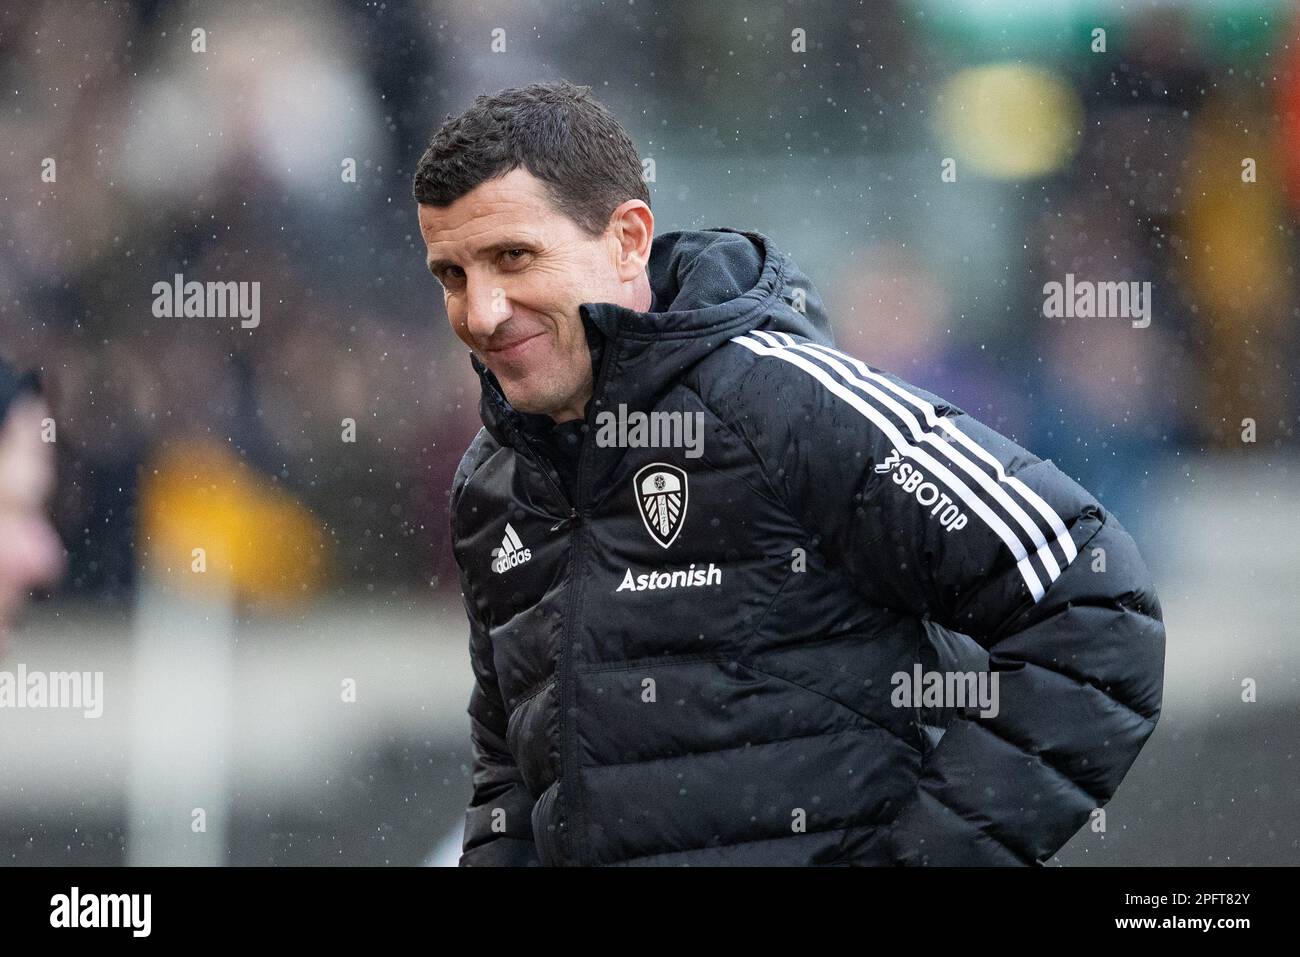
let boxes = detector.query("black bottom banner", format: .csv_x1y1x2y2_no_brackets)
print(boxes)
0,864,1289,942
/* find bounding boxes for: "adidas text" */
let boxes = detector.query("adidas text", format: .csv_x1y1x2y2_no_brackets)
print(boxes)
490,523,533,574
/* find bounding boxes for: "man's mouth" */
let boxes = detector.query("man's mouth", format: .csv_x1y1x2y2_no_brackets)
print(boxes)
485,332,544,363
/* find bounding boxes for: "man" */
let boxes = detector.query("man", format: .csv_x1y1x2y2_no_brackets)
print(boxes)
414,81,1165,866
0,358,64,656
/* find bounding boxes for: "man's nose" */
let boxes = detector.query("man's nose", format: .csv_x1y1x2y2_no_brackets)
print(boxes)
464,276,512,342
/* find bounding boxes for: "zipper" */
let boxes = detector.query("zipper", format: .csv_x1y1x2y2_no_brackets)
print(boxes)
480,360,576,529
477,320,618,865
550,326,620,866
503,422,582,865
488,324,619,865
513,426,580,533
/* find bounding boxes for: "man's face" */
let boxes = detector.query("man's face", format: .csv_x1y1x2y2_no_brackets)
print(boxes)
418,167,645,422
0,396,63,654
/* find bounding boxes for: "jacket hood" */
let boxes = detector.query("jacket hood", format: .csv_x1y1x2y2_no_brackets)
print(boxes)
471,226,834,454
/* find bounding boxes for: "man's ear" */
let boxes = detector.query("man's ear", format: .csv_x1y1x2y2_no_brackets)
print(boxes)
608,201,654,283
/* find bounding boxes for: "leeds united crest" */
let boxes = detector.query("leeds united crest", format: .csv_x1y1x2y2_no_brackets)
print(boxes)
633,463,688,548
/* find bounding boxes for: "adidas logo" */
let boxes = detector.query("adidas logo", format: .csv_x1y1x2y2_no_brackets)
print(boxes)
490,523,533,574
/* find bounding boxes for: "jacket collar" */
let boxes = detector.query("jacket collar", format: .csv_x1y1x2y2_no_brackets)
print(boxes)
469,226,834,493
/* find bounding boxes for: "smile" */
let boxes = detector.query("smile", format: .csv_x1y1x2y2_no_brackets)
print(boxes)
486,332,544,362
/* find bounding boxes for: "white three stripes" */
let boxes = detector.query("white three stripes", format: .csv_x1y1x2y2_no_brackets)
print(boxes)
501,523,524,554
732,329,1075,602
764,331,1075,568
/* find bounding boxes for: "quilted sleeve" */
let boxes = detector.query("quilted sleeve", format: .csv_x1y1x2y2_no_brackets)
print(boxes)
726,331,1166,865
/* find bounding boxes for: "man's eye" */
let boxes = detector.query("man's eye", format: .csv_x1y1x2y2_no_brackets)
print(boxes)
501,249,528,264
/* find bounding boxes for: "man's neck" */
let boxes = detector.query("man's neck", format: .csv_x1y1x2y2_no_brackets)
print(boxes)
546,274,650,424
550,393,591,425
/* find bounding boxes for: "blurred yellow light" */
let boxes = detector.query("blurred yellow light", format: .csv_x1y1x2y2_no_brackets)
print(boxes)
138,439,329,605
1184,113,1287,318
936,64,1082,179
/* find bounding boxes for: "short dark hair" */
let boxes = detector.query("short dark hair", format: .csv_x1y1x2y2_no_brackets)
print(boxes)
412,80,649,237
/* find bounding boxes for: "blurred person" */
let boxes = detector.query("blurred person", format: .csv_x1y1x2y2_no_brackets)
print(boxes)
0,358,64,656
415,81,1166,866
830,245,1033,443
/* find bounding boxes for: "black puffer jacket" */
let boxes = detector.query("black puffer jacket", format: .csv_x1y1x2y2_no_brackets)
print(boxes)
450,227,1165,866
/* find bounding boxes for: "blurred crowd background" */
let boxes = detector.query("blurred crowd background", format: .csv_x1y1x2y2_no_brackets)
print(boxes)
0,0,1296,865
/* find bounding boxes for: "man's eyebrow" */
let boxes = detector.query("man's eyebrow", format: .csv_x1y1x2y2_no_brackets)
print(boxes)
427,238,540,275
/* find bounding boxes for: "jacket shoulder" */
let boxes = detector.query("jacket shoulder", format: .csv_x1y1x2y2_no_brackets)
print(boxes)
689,330,961,431
689,330,1099,533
